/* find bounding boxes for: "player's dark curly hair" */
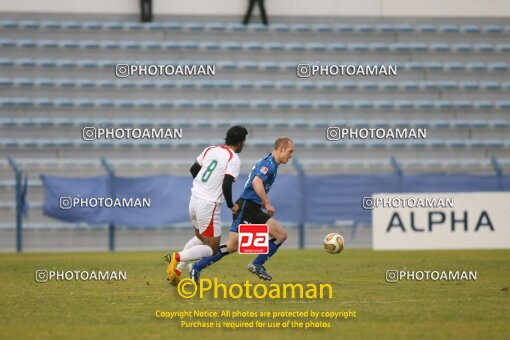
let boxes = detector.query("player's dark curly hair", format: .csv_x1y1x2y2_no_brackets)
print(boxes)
225,125,248,145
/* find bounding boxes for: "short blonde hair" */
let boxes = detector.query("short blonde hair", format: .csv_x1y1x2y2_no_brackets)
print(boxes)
274,136,294,150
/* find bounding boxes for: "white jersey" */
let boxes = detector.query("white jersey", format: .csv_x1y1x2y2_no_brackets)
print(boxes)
191,145,241,203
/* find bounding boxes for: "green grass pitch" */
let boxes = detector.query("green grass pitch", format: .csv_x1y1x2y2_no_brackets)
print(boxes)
0,249,508,339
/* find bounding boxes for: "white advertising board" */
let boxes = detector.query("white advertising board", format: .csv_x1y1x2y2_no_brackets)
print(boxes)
372,192,510,250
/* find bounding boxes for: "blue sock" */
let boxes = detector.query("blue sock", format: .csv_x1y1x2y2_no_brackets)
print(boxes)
193,244,229,271
252,238,281,266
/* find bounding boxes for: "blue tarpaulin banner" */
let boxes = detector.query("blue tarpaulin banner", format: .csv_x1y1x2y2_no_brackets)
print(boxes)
41,173,510,227
42,175,112,224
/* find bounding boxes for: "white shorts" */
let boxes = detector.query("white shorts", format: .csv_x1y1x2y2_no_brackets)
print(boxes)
189,195,221,238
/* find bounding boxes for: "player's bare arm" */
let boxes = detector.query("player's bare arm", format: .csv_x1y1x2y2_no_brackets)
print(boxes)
252,176,275,216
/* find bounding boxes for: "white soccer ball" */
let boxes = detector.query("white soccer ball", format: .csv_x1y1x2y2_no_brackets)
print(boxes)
323,233,344,254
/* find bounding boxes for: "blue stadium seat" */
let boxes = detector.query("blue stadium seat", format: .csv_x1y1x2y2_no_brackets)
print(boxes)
423,62,444,71
466,63,487,71
349,43,369,52
454,43,474,52
29,21,54,29
256,81,276,90
184,23,204,31
460,25,480,33
264,42,282,51
475,101,494,109
491,120,510,128
312,24,333,32
431,43,450,52
76,99,94,107
485,140,505,148
307,43,326,52
204,23,224,32
400,82,419,90
460,82,481,90
101,41,121,49
496,44,510,52
296,81,314,90
321,81,339,90
0,119,16,127
474,43,495,52
122,23,142,30
103,22,123,30
394,24,414,32
144,23,164,30
438,24,459,33
217,61,237,69
482,25,503,33
290,24,311,32
415,24,436,33
0,78,14,86
489,63,508,71
98,80,117,88
496,101,510,109
20,20,40,29
0,59,15,66
244,42,263,50
0,20,18,28
312,101,331,109
61,21,82,30
239,61,258,70
269,23,289,32
428,140,447,148
162,22,183,30
223,42,242,50
373,24,394,32
215,80,234,89
249,24,268,32
259,62,280,71
225,23,246,32
329,43,347,51
333,24,353,32
286,43,306,51
82,21,104,30
430,119,450,128
470,120,489,128
251,100,270,109
356,24,376,33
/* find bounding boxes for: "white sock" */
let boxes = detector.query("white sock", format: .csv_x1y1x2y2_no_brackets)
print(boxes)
176,236,203,273
178,245,213,262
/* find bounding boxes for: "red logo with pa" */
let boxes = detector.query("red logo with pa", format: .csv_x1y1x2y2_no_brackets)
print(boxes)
238,224,269,254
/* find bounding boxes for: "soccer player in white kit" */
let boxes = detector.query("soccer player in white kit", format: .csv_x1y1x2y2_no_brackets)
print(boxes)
165,126,248,284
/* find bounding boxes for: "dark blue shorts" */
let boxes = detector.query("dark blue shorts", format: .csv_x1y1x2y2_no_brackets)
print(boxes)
229,198,272,233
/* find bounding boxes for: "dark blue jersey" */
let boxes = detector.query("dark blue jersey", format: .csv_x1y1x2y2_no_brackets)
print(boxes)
240,153,278,205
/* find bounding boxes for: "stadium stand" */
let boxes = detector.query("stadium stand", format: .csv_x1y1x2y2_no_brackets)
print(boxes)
0,16,509,235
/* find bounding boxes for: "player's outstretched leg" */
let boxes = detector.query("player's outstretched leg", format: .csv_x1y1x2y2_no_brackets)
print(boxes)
167,243,214,283
248,218,287,281
166,233,219,284
165,236,203,285
191,232,238,282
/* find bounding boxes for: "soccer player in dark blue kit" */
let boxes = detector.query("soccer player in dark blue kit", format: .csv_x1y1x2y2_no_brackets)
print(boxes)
190,137,295,281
